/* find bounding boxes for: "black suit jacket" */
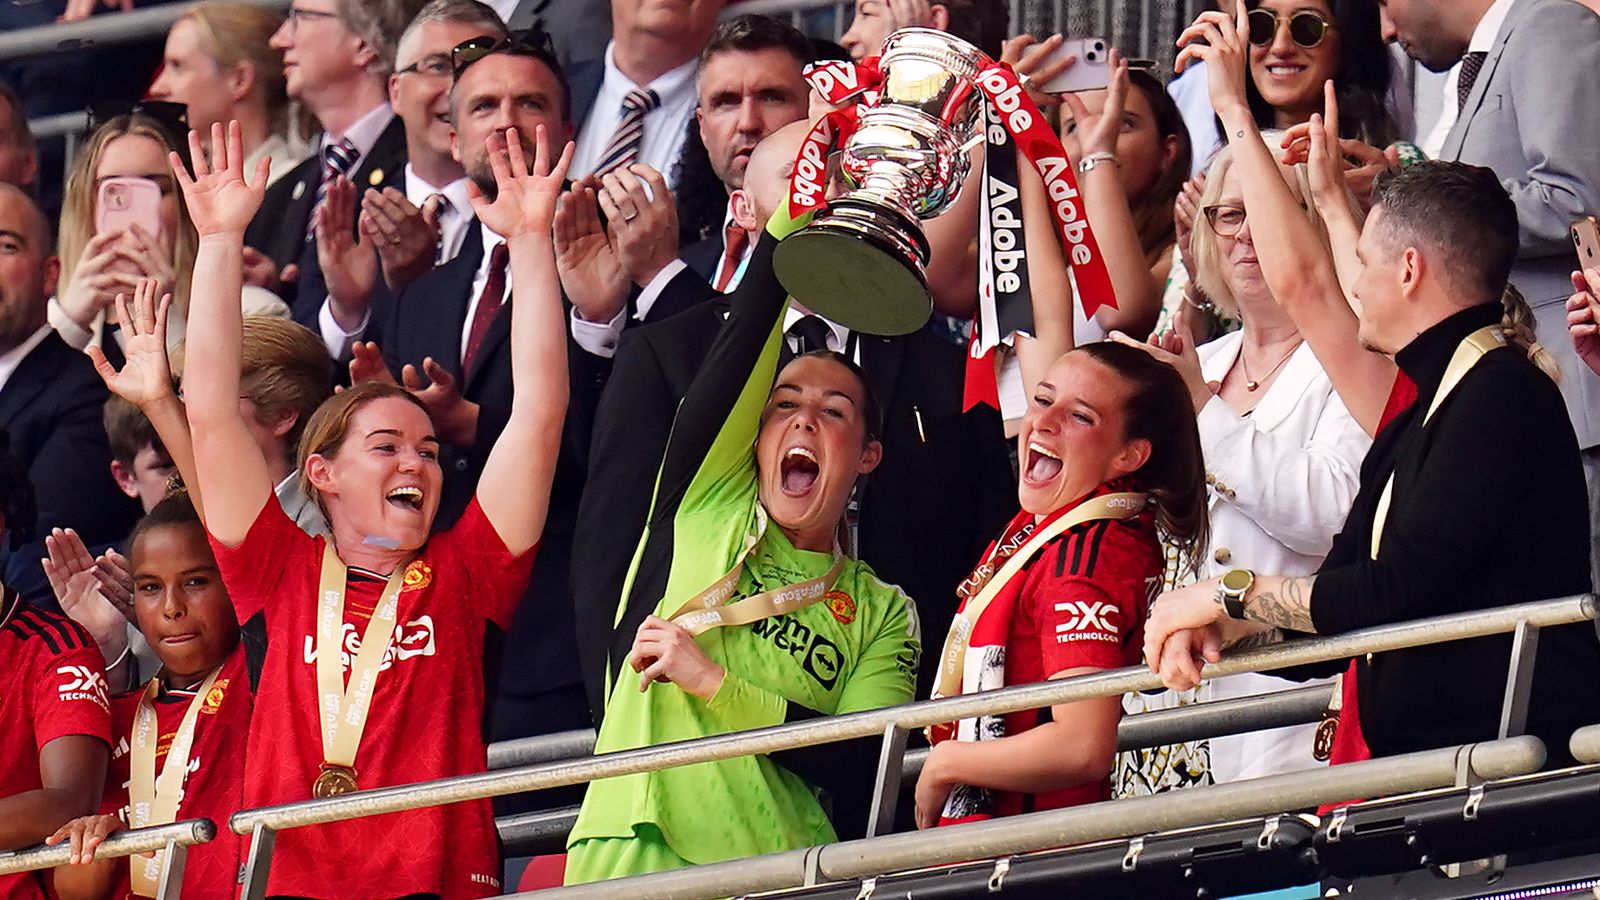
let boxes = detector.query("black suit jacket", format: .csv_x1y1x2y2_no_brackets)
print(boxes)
679,234,723,284
245,115,408,324
373,224,606,710
571,269,1016,717
1,331,140,604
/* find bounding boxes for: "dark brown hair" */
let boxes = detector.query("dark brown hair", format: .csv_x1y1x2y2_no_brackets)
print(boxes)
783,350,884,444
1076,342,1209,574
1128,69,1192,267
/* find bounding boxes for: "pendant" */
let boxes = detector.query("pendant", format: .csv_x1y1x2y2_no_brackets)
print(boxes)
1246,380,1260,391
312,764,359,798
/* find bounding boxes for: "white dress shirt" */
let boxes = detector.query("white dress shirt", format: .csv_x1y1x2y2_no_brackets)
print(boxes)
1419,0,1516,158
1192,334,1371,784
250,132,311,189
0,325,52,394
321,103,395,176
568,42,699,189
403,165,476,266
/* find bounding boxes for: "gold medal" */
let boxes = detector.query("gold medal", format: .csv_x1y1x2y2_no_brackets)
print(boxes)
1312,715,1338,762
312,764,359,798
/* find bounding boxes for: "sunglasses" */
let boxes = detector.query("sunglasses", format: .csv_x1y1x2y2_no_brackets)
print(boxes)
87,100,193,169
451,28,558,79
1247,8,1334,49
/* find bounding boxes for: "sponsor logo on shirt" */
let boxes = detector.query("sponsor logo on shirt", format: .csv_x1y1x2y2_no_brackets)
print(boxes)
469,873,500,889
56,665,110,711
302,616,438,671
824,590,856,625
750,615,843,691
1053,601,1120,644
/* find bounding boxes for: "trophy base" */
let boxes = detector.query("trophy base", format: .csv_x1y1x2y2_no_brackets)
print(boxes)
773,201,932,337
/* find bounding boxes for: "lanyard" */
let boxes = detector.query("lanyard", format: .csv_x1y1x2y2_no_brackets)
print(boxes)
127,667,223,896
667,505,845,636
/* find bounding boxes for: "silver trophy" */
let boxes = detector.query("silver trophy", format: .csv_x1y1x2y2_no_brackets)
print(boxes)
773,28,989,336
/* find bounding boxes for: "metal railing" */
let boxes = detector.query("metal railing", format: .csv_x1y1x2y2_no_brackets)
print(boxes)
522,736,1549,899
0,819,214,900
222,594,1592,899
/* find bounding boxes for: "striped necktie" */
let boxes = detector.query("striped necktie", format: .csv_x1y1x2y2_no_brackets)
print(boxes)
592,87,660,177
308,137,359,238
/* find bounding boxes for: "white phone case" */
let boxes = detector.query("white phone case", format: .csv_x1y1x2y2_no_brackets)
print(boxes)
1039,37,1112,94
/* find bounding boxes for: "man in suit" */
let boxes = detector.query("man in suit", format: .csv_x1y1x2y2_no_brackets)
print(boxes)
0,184,136,604
364,40,608,804
571,120,1017,719
564,0,725,192
244,0,420,329
1380,0,1600,581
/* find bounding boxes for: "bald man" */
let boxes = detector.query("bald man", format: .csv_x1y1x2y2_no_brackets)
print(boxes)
573,122,1015,739
0,185,137,604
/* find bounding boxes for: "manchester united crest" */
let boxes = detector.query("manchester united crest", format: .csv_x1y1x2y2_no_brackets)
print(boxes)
200,678,229,715
402,560,433,592
824,590,856,625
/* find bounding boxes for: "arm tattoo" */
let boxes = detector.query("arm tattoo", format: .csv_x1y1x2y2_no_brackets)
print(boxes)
1243,576,1317,633
1224,627,1285,651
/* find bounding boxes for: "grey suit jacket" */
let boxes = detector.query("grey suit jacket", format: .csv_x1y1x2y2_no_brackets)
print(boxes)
1441,0,1600,448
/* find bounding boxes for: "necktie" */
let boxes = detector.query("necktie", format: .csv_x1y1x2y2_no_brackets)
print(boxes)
1457,51,1488,112
309,137,359,238
428,193,452,264
789,315,835,356
712,223,750,293
592,87,661,178
463,242,510,373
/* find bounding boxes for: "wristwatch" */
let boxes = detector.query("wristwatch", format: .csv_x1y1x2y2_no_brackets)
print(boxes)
1078,151,1119,175
1217,568,1255,620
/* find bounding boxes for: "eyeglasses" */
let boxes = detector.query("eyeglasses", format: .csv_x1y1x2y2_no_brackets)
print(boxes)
451,28,558,79
1247,8,1334,49
284,6,342,32
1203,204,1249,236
396,53,454,79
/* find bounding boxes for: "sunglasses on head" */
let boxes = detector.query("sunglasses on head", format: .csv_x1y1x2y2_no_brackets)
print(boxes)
87,100,193,169
1247,8,1334,49
451,28,558,79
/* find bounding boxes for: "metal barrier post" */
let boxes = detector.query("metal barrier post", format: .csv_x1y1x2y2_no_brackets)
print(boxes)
1499,619,1541,740
239,824,275,900
154,839,187,900
865,724,909,838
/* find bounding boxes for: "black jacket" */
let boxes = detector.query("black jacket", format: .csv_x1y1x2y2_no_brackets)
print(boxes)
244,116,408,324
1309,302,1600,761
571,266,1015,718
1,331,139,603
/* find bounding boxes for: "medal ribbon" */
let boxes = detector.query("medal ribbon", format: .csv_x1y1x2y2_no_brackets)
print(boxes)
128,667,223,896
931,492,1148,705
1369,325,1503,560
667,505,846,636
315,542,408,781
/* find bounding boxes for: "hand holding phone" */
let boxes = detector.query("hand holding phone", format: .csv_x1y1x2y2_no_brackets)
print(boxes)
95,177,163,240
1572,216,1600,268
1038,37,1111,94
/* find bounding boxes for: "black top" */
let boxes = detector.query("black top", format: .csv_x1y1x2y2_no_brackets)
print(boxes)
1309,302,1600,759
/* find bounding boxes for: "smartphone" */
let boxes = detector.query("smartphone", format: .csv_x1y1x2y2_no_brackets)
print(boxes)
1038,37,1111,94
1573,216,1600,267
96,177,163,238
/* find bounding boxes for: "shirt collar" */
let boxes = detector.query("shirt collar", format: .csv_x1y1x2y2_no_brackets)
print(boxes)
783,307,850,353
323,103,394,161
1469,0,1517,52
599,40,699,105
403,164,473,217
1393,301,1503,402
479,221,506,254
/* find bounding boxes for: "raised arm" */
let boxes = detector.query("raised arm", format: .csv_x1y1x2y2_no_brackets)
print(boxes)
1015,146,1075,398
466,126,574,556
173,121,276,546
1177,5,1394,435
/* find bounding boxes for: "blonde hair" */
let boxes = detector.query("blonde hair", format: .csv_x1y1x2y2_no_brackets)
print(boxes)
296,381,432,515
241,316,335,451
1498,282,1560,382
179,2,290,134
58,116,197,323
1189,131,1341,318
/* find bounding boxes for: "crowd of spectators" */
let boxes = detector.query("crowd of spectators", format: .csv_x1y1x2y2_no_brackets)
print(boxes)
1,0,1600,895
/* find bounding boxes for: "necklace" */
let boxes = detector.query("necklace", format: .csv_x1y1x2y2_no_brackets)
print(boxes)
1240,339,1304,391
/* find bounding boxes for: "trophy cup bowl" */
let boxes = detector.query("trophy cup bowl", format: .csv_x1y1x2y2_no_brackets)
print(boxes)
773,28,989,336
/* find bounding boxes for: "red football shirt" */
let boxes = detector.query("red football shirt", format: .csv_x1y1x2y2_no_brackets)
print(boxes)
99,647,253,900
1002,499,1163,812
0,599,112,900
208,497,535,899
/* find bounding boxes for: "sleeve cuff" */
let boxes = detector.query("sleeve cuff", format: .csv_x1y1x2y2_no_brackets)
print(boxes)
705,670,788,731
317,300,371,361
634,258,689,322
569,307,626,358
47,297,94,350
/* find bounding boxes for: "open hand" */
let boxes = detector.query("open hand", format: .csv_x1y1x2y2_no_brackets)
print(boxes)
1174,171,1206,278
172,120,270,237
628,615,725,699
92,547,135,611
1569,268,1600,377
554,184,628,324
45,528,130,669
1176,2,1251,122
347,341,398,387
314,177,378,325
466,125,574,239
87,278,175,408
399,357,479,447
1061,50,1131,159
